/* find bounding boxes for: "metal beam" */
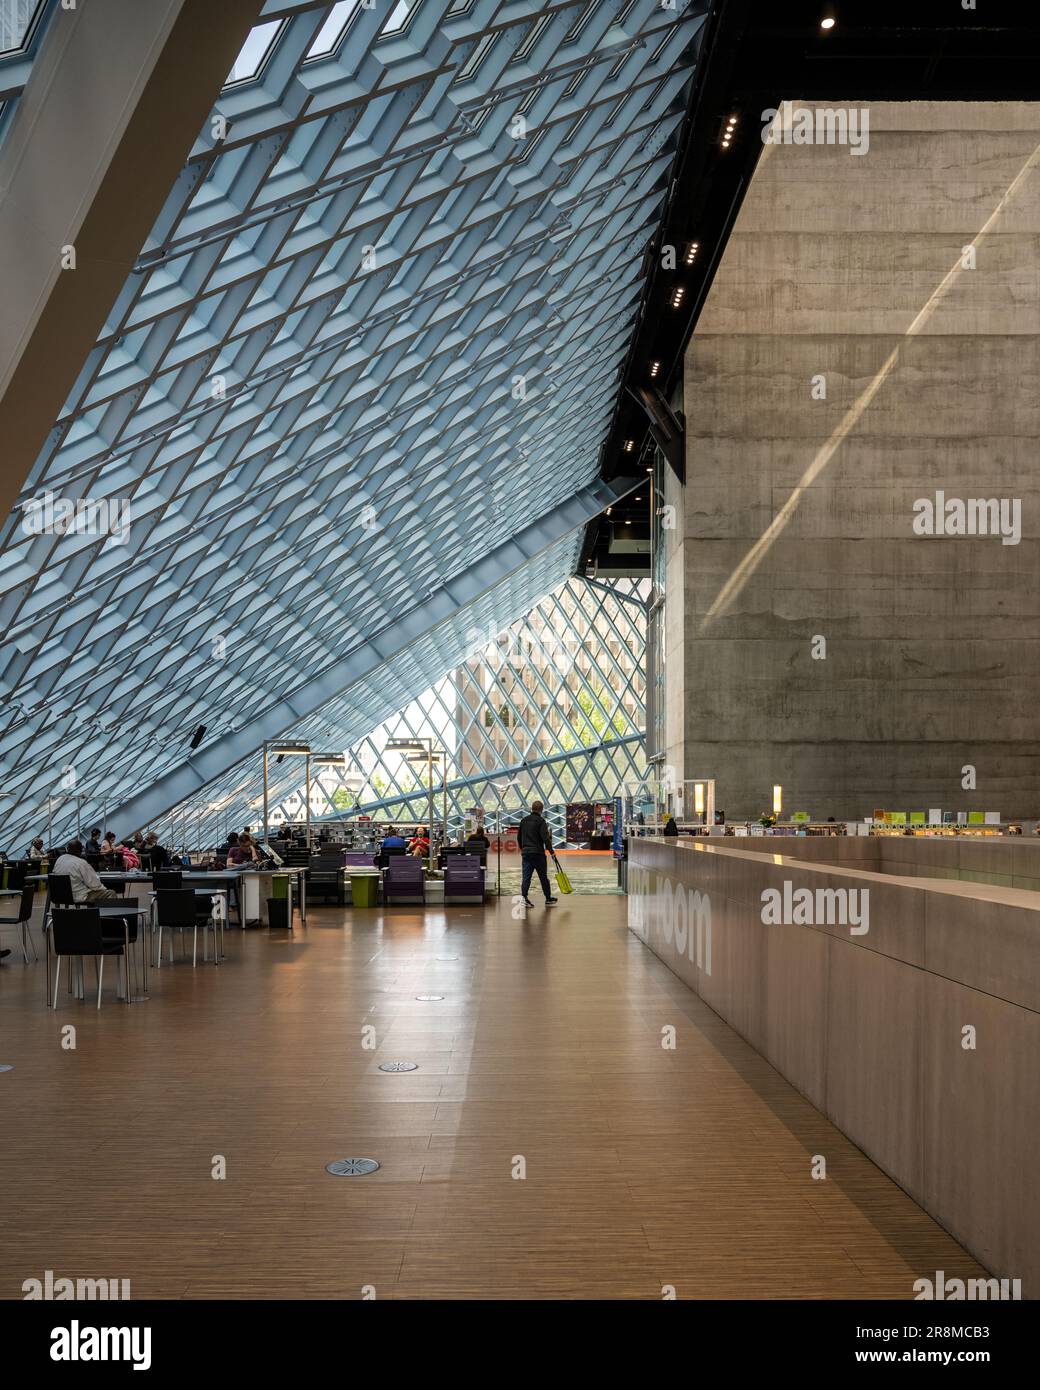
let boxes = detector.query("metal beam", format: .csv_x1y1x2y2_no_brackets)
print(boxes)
0,0,265,525
107,475,642,831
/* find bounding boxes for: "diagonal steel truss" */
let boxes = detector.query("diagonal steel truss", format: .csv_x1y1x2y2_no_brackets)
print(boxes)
180,575,648,848
0,2,705,851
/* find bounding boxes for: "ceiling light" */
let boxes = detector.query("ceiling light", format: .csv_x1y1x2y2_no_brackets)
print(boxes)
685,242,699,265
820,16,836,30
671,286,685,308
649,361,660,378
623,439,634,452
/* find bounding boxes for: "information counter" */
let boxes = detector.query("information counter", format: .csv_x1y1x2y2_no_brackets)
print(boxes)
627,834,1040,1297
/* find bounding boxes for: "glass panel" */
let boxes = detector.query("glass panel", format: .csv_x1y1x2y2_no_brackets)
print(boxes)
0,0,39,55
225,18,283,86
306,1,359,60
382,0,418,36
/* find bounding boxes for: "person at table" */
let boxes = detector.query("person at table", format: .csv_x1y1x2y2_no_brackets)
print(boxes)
99,831,119,862
663,816,679,837
25,836,45,860
51,840,122,903
465,826,489,849
408,826,430,858
85,828,103,862
241,833,262,864
117,838,142,870
224,832,244,865
142,831,161,869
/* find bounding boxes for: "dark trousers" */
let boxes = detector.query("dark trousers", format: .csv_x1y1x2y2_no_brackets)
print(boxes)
521,852,552,901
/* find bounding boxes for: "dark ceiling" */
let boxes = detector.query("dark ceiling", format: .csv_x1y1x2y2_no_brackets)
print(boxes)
582,0,1040,578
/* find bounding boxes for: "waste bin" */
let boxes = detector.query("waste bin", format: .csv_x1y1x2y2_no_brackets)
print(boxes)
349,874,378,908
267,897,290,929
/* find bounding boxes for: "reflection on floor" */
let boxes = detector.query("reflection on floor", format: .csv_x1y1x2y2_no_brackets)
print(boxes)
0,889,985,1299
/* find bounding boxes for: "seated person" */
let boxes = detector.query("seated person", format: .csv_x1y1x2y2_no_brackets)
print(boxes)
143,831,166,870
98,831,119,862
466,827,489,847
117,838,142,870
84,828,104,863
237,833,260,865
51,840,121,903
224,832,244,865
373,827,406,868
408,827,430,858
25,836,45,861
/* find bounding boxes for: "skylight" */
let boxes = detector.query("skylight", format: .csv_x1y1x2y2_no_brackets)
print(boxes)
306,1,359,60
225,18,283,86
0,0,42,57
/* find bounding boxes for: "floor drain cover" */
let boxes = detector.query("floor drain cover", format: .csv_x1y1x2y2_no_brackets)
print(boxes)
0,1064,13,1073
326,1158,380,1176
415,994,444,1001
436,956,458,961
379,1061,418,1072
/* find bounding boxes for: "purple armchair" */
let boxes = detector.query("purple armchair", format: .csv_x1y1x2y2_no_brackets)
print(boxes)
444,853,485,904
382,855,426,905
343,852,375,866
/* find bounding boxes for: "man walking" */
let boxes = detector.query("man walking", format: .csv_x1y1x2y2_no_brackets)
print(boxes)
517,800,558,907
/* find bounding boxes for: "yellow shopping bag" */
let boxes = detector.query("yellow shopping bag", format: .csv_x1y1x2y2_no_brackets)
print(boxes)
551,852,574,895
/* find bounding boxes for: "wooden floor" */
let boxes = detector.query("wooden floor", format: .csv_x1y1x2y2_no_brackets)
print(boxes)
0,886,985,1300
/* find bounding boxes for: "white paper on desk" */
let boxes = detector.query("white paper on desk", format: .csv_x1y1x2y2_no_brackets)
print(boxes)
928,808,942,825
984,811,1000,825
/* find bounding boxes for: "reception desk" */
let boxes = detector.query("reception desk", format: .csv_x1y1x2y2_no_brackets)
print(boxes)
627,835,1040,1296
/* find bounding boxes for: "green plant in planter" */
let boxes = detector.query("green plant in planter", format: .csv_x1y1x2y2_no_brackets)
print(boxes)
759,814,776,827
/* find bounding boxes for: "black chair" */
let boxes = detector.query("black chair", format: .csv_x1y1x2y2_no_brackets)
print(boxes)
374,844,407,870
154,869,183,891
44,874,75,938
307,856,345,905
49,907,130,1009
0,881,37,962
4,861,27,891
155,889,217,968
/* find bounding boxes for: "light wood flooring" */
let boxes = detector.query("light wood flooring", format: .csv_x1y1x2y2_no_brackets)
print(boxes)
0,885,985,1299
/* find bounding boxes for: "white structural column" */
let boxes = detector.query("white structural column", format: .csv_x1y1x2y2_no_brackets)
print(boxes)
0,0,265,522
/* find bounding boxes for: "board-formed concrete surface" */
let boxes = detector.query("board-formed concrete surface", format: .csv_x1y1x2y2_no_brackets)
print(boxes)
672,101,1040,818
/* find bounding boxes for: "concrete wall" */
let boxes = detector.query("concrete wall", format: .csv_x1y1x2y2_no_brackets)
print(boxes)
628,834,1040,1295
682,101,1040,820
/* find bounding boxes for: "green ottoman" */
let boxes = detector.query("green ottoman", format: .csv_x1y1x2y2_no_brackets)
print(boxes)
350,873,379,908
